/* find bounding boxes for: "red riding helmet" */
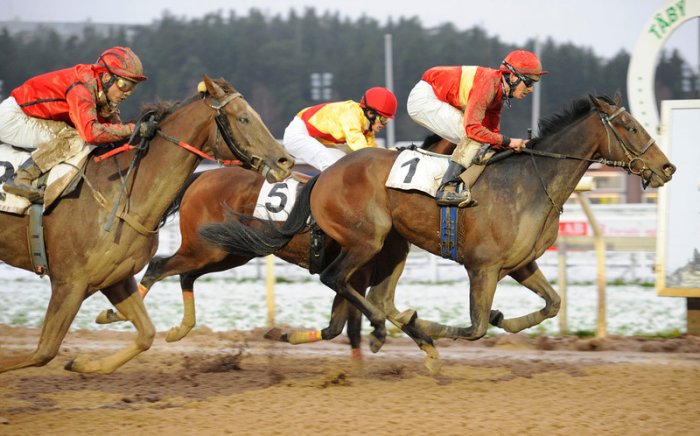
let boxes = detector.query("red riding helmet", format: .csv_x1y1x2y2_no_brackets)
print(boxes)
96,46,148,82
500,50,547,76
360,87,397,118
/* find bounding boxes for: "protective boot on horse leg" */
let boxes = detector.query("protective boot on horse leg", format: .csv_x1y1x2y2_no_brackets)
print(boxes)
435,138,481,208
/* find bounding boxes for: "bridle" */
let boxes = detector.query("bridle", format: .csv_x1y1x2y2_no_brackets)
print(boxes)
94,89,271,234
597,106,655,180
155,91,266,174
206,92,265,173
522,105,657,212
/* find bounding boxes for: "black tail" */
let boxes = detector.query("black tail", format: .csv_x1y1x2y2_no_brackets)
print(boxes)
158,171,204,228
199,175,319,257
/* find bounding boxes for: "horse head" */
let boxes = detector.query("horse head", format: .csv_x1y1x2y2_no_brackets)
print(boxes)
589,93,676,188
200,75,294,182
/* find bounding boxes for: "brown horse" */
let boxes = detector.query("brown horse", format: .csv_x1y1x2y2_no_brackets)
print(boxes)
200,94,676,371
0,76,294,374
92,135,452,357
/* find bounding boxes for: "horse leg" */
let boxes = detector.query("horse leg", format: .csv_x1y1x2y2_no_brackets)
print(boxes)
366,254,442,374
164,271,199,342
319,250,387,353
268,294,353,346
67,277,155,374
345,304,363,360
0,280,85,373
402,266,501,341
95,254,170,324
494,261,561,333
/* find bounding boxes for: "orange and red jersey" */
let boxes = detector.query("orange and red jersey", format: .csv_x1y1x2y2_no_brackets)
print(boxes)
422,66,507,147
11,64,132,143
297,100,376,151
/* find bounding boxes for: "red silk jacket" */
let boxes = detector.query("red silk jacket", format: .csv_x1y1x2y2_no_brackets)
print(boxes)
11,64,132,144
422,66,508,147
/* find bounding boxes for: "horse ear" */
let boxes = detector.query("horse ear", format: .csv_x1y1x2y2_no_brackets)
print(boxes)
613,90,622,106
589,94,611,112
202,75,225,98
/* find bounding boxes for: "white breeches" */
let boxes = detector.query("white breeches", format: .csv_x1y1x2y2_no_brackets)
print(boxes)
0,97,86,172
283,117,347,171
407,80,467,145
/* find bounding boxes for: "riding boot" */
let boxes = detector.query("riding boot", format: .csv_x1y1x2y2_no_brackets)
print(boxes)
3,157,45,203
435,161,477,207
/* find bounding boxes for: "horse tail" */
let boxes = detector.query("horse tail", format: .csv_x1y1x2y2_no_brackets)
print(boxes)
158,171,204,228
199,175,319,257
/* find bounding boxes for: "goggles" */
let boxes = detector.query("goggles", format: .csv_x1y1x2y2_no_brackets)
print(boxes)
377,115,389,125
115,77,137,93
520,75,539,88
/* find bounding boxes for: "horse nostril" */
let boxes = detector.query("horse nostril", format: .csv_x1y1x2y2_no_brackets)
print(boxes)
663,163,677,176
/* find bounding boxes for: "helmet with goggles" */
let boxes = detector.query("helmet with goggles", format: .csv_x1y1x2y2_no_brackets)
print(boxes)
500,50,547,76
360,87,397,118
96,46,148,82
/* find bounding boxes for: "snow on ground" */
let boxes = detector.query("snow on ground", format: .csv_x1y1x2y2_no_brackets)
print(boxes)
0,214,686,336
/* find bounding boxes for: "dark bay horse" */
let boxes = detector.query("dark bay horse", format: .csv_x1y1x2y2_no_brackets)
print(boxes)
0,76,294,374
200,94,676,370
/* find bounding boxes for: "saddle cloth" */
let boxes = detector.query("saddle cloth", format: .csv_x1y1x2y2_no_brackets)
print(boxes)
385,148,450,196
254,177,302,221
0,144,94,215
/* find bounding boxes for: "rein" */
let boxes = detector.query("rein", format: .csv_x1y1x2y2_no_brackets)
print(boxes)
522,106,656,212
92,90,252,235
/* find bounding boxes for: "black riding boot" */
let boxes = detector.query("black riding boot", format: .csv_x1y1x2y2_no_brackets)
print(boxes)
3,157,45,203
435,161,476,207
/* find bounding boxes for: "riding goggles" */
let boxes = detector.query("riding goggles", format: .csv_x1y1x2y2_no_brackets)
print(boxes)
116,77,138,93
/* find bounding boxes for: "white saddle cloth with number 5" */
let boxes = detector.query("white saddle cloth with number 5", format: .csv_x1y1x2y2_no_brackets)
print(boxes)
385,148,450,196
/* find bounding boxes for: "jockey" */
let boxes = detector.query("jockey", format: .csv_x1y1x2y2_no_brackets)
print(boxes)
0,46,149,202
407,49,546,207
283,86,397,171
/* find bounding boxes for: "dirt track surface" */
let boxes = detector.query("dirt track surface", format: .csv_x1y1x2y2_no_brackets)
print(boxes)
1,325,699,435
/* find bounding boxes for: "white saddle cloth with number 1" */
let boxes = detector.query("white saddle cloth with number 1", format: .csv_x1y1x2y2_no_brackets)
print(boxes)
385,148,450,196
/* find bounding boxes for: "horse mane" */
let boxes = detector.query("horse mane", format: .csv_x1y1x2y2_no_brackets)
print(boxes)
139,78,237,122
419,133,443,149
529,95,614,147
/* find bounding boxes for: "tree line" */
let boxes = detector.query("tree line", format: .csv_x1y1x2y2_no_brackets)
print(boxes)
0,8,696,142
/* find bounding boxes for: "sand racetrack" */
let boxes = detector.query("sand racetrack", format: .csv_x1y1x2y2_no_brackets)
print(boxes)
1,324,699,435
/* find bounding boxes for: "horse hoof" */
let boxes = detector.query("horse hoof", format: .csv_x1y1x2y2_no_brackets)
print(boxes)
425,355,442,375
368,328,386,353
395,309,418,326
165,328,186,343
95,309,125,324
489,310,504,327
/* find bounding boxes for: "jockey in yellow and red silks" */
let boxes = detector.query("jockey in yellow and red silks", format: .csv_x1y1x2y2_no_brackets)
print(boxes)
283,87,397,171
0,46,148,202
408,49,547,207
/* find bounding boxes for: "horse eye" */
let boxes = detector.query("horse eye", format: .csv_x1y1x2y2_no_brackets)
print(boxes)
627,126,637,133
238,115,249,124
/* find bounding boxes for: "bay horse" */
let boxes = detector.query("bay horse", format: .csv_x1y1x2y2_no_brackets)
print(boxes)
0,75,294,374
200,94,676,370
92,135,452,359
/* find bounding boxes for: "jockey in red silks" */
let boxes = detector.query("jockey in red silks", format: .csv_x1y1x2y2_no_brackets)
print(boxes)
407,49,547,207
283,86,397,171
0,46,150,202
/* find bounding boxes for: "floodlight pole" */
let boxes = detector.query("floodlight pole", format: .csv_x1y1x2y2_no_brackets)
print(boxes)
384,33,395,148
